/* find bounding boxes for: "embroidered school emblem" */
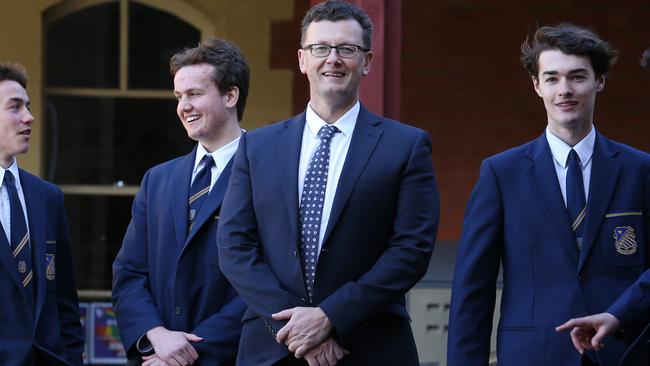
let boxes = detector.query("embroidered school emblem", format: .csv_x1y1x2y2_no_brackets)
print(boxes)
17,260,27,274
45,253,56,280
613,226,637,255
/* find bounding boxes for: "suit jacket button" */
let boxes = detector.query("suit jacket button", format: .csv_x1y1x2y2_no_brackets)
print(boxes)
175,306,182,315
293,250,298,257
22,298,27,305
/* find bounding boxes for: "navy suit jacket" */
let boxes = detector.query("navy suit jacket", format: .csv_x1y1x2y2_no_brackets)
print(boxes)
217,106,440,366
448,133,650,366
608,269,650,365
112,147,246,365
0,169,83,366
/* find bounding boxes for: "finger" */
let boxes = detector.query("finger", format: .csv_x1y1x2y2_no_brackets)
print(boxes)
295,343,312,358
142,355,156,361
288,340,299,354
324,346,337,365
569,328,586,354
591,327,609,349
184,333,204,343
316,352,329,366
556,318,589,332
272,308,295,320
184,343,199,361
306,355,318,366
276,325,290,344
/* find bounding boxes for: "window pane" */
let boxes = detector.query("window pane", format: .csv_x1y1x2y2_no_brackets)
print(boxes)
44,96,194,185
128,2,200,89
46,3,119,88
66,195,133,290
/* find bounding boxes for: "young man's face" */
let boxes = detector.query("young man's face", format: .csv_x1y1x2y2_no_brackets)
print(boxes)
0,80,33,167
533,49,604,133
174,63,237,152
298,19,373,108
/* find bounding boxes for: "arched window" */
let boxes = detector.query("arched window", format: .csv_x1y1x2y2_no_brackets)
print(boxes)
44,0,209,293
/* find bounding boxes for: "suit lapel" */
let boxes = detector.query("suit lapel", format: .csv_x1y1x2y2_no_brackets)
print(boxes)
579,134,620,269
184,157,234,246
275,114,305,245
171,148,196,248
526,135,580,262
322,106,382,245
20,171,45,322
0,222,23,294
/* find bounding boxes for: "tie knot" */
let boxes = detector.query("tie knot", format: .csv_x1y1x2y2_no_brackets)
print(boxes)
201,155,215,170
3,170,15,185
567,149,580,165
318,125,340,141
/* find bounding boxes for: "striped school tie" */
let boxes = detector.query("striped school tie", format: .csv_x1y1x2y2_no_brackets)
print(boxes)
5,171,34,308
566,149,586,250
188,155,214,233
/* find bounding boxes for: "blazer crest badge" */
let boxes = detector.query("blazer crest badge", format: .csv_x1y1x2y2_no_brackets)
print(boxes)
613,226,637,255
45,253,56,280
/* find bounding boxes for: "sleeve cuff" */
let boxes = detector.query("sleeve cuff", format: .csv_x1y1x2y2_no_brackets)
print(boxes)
136,334,155,355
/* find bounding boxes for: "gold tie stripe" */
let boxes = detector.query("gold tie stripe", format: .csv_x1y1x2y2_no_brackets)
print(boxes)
571,206,586,232
188,186,210,205
12,233,29,258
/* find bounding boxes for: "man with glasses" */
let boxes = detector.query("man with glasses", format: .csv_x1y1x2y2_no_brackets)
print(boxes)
217,1,439,365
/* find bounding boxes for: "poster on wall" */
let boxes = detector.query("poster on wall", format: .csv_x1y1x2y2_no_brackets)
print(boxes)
79,302,89,365
89,302,127,364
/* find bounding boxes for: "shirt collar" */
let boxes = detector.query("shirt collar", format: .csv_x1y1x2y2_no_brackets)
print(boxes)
305,101,359,138
0,158,20,189
545,125,596,168
193,133,242,174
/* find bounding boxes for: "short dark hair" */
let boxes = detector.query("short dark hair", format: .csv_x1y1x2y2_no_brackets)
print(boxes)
521,23,618,79
0,62,28,89
170,38,250,121
301,0,373,50
642,49,650,69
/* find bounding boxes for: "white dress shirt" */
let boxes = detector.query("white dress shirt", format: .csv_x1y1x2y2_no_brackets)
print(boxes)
545,126,596,207
191,134,241,191
0,158,30,245
298,101,359,255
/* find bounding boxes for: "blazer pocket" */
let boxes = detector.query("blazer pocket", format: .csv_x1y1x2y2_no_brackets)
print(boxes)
600,213,645,267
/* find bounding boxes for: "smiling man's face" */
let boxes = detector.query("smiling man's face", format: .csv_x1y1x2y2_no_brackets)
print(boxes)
533,49,604,133
298,19,373,110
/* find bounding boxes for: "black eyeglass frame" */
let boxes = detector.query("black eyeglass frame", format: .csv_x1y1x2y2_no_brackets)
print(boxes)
302,44,370,58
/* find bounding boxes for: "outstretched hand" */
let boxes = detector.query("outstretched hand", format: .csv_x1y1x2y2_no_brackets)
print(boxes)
556,312,620,354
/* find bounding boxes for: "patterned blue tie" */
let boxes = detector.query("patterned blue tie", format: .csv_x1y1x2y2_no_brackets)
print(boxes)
5,171,34,308
567,149,586,249
299,124,340,301
188,155,214,233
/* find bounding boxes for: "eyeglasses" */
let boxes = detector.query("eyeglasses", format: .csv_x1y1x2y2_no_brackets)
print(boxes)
302,44,369,58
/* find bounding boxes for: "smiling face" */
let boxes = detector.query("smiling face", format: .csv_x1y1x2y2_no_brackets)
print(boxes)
298,19,373,112
174,63,238,151
0,80,34,168
533,49,604,135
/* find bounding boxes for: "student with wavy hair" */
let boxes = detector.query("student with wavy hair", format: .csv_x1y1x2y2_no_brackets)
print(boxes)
556,48,650,366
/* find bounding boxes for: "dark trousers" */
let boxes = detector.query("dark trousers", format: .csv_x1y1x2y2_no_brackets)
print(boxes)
582,355,599,366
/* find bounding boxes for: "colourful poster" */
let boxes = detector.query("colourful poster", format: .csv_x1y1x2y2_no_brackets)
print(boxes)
79,302,89,364
89,302,127,364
